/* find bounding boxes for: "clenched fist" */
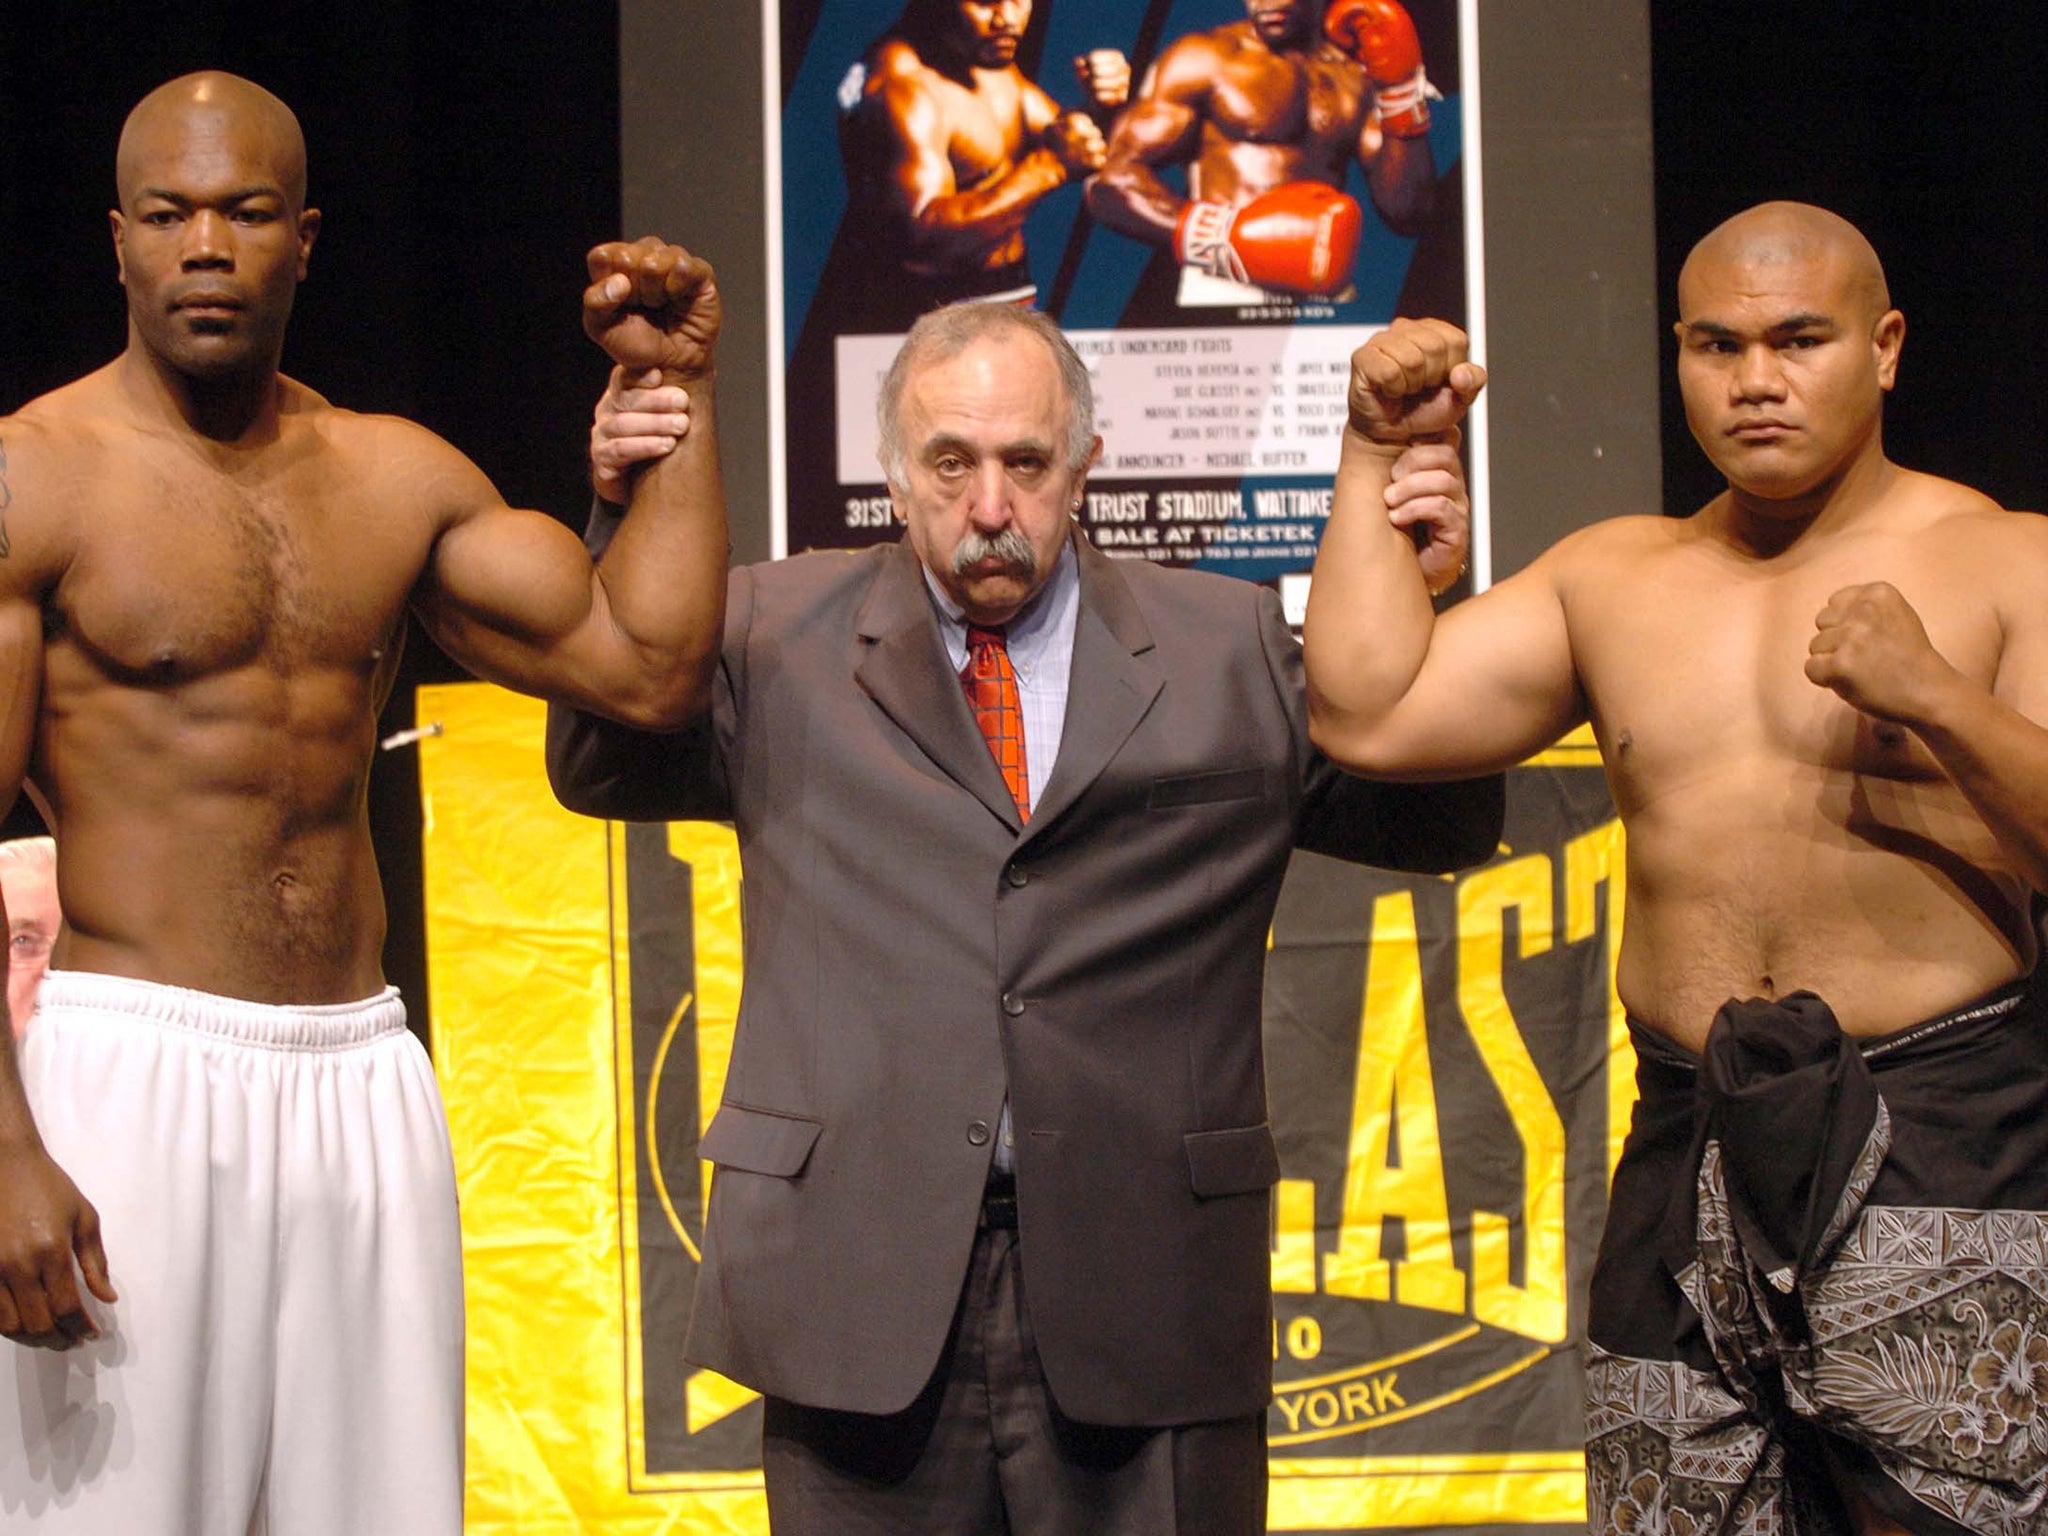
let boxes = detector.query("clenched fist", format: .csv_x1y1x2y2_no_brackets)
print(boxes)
1347,318,1485,447
1045,111,1109,177
1073,49,1131,112
583,237,721,380
1805,581,1956,726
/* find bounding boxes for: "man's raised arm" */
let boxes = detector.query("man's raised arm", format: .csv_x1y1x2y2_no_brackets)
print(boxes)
1304,322,1583,778
412,238,728,730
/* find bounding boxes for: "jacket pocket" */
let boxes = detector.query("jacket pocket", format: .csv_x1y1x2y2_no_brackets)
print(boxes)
1149,767,1267,810
1183,1123,1280,1197
700,1103,824,1177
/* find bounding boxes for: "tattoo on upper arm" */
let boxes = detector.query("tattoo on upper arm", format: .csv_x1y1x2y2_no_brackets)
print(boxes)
0,437,12,559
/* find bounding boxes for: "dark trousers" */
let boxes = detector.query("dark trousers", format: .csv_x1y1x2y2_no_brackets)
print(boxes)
762,1215,1267,1535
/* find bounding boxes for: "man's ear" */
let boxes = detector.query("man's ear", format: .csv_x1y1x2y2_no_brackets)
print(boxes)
1872,308,1905,392
109,209,127,287
296,207,322,281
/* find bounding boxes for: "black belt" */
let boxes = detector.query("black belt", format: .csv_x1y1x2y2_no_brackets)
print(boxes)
980,1171,1018,1230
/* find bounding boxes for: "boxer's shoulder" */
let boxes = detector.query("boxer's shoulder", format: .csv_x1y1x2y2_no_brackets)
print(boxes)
1887,465,2012,530
1160,22,1239,77
3,366,122,450
1892,471,2048,586
863,36,943,101
0,388,101,584
297,400,470,478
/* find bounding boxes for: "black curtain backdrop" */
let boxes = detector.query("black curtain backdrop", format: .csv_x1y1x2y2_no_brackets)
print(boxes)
2,3,2040,1048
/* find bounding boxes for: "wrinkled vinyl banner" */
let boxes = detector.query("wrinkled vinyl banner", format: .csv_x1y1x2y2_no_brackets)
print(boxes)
419,682,1630,1534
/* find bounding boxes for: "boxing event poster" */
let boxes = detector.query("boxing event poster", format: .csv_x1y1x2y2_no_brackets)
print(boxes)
422,684,1621,1534
773,0,1480,610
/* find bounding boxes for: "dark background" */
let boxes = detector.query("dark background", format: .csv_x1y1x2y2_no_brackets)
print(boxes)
2,1,2042,1044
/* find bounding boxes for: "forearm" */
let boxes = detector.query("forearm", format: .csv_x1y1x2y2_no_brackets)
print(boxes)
1302,429,1438,751
1299,764,1505,869
909,152,1066,261
0,1018,43,1151
1910,682,2048,893
590,370,729,724
1366,134,1433,237
545,698,724,822
1084,158,1185,245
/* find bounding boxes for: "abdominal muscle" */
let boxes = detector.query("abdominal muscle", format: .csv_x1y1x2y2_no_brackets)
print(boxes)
35,663,394,1007
1612,756,2031,1053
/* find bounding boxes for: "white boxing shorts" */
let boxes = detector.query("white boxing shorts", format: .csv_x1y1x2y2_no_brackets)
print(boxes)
0,972,463,1535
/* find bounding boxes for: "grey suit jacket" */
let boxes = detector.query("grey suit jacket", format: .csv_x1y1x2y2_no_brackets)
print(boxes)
547,533,1501,1426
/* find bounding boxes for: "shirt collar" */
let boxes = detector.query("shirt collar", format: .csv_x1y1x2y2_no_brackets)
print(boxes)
923,538,1078,671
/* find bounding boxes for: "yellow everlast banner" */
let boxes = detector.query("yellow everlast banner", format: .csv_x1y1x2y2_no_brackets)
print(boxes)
420,683,1629,1534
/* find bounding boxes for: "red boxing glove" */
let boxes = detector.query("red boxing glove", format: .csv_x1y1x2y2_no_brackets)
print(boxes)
1175,183,1363,298
1324,0,1432,137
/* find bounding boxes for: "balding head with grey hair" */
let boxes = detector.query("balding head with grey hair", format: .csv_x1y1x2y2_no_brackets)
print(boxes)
876,302,1096,492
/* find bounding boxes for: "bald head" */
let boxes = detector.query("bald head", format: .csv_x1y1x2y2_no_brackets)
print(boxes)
1679,201,1890,324
117,72,307,213
1672,202,1907,504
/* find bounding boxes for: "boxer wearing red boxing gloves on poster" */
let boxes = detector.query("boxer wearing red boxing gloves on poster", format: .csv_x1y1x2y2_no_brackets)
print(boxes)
1086,0,1436,307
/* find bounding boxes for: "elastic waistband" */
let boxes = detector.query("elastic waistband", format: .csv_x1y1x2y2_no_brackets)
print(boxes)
1628,976,2033,1073
36,970,409,1052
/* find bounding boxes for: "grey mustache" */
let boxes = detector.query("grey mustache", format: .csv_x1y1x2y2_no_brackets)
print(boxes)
953,528,1036,575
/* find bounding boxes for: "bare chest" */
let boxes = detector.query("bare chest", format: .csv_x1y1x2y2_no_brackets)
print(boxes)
1207,53,1362,160
930,74,1030,185
52,452,424,686
1576,551,2001,810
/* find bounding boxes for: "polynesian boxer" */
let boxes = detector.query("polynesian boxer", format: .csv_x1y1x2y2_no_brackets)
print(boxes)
1086,0,1434,304
1309,203,2048,1534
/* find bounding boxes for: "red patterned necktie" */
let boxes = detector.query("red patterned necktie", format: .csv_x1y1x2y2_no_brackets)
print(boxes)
961,625,1030,821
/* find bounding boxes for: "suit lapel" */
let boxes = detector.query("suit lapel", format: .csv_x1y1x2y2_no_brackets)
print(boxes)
854,541,1025,830
1024,538,1162,837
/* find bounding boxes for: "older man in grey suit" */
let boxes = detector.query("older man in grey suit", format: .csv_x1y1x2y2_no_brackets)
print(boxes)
549,303,1500,1533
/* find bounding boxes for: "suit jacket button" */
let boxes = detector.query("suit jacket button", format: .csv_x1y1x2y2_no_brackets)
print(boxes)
967,1120,991,1146
1005,863,1029,888
1001,992,1025,1017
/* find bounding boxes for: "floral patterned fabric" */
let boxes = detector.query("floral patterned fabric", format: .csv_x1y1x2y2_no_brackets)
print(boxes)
1585,984,2048,1534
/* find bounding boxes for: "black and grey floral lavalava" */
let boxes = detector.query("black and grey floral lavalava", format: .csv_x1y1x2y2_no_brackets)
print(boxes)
1585,987,2048,1534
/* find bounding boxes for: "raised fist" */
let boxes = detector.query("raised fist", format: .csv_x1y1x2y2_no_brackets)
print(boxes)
1045,111,1108,177
1325,0,1433,137
583,237,721,380
1346,318,1484,445
1175,182,1363,299
1073,49,1131,112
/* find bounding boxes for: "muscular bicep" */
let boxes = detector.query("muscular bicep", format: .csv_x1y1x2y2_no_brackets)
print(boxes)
418,505,689,725
1331,563,1584,778
405,439,639,711
0,419,70,817
1020,78,1062,140
872,78,956,219
1106,51,1207,171
1088,53,1208,240
0,602,42,823
1990,518,2048,724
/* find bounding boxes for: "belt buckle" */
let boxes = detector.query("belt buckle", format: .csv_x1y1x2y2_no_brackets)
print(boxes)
979,1190,1019,1230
